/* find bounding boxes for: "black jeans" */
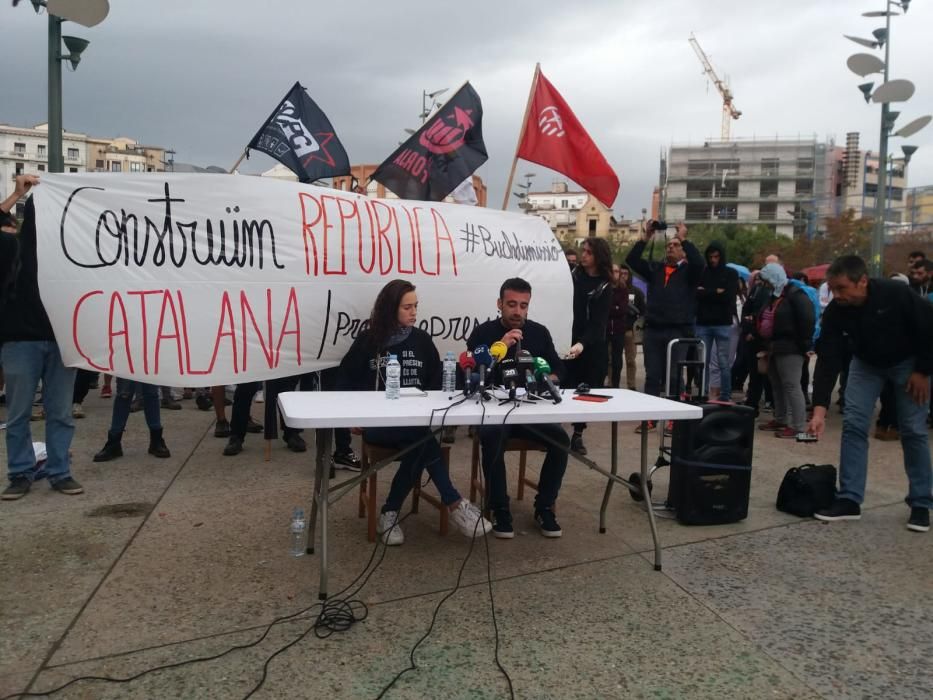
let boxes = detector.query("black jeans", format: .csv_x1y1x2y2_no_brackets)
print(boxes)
73,369,98,404
643,325,694,397
479,422,569,512
566,345,608,433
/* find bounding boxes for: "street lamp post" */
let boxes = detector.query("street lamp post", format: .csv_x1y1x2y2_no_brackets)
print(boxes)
844,0,929,275
17,0,106,173
421,87,448,123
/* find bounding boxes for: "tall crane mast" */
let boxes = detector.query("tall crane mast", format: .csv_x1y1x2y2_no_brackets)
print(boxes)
688,33,741,141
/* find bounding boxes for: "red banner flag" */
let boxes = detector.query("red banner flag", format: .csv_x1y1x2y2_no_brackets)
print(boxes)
516,71,619,208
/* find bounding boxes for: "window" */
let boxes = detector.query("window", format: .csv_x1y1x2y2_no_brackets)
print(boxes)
560,199,567,208
96,159,104,169
13,142,26,155
130,162,143,172
796,157,813,174
15,162,24,175
687,160,713,176
795,179,814,195
686,182,713,199
588,218,597,235
685,203,711,220
717,180,738,198
110,162,122,172
761,158,779,177
67,148,79,160
865,183,878,197
69,167,78,173
37,164,46,172
760,180,778,197
759,203,777,220
37,144,47,157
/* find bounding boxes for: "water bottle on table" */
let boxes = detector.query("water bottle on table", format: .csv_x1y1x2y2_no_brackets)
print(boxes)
442,351,457,393
385,354,401,399
289,507,306,557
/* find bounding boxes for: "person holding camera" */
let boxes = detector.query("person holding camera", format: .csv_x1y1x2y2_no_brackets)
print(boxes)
625,220,704,423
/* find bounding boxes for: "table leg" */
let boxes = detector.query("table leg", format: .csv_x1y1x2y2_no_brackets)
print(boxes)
315,428,333,600
598,421,619,533
640,421,662,571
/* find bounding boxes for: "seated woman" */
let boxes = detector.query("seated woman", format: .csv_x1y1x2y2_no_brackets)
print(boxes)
338,279,491,545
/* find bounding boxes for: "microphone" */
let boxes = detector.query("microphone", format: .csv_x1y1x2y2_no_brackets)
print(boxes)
473,345,493,393
489,341,508,366
524,368,538,396
458,351,477,395
500,358,520,399
533,356,562,403
517,348,536,397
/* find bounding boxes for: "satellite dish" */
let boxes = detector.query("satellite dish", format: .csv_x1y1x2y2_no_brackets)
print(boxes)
872,79,915,103
46,0,109,27
895,115,932,138
843,34,878,49
847,53,886,77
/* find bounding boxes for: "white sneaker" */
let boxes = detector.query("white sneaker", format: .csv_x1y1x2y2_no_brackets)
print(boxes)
72,403,85,419
255,390,264,403
377,511,404,546
449,500,493,538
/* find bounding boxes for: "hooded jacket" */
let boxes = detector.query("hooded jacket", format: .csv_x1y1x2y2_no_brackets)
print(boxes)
695,241,739,327
0,198,56,343
625,238,704,328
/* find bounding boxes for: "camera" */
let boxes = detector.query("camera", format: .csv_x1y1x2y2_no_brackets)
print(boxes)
648,220,669,232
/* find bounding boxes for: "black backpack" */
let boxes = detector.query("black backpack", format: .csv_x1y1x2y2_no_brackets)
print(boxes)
776,463,837,517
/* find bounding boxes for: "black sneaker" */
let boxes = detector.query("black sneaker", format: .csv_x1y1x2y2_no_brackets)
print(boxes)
814,498,861,522
160,398,182,411
907,507,930,533
332,449,362,472
223,436,243,456
570,433,587,456
2,477,31,501
534,508,562,538
285,434,307,453
93,440,123,462
195,394,213,411
50,477,84,495
246,417,264,434
214,419,231,438
492,508,514,539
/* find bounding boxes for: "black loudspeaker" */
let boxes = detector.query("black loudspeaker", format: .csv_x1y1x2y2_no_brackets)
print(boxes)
668,403,755,525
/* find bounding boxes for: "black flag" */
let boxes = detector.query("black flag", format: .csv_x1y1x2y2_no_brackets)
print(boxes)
246,82,350,183
371,82,487,201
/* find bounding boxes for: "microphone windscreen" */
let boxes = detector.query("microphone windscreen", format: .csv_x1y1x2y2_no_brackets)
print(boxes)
490,341,508,363
459,351,476,370
533,356,552,377
473,345,493,368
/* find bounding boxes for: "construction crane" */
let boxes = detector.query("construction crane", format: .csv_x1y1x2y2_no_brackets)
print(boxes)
688,33,741,141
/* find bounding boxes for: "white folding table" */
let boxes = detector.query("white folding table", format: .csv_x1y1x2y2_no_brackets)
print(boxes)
278,389,703,599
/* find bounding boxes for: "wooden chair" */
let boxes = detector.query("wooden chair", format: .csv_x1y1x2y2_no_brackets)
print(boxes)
358,440,451,542
469,432,548,511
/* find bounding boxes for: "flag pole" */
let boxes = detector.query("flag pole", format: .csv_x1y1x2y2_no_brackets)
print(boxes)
229,149,248,174
501,63,541,210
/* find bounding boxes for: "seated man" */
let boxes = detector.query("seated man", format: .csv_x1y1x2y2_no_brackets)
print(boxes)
467,277,569,538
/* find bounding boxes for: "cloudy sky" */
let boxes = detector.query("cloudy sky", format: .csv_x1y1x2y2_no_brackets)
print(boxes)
3,0,931,217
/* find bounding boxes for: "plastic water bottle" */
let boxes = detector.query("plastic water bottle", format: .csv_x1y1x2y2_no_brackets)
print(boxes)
289,507,306,557
385,354,401,399
442,351,457,393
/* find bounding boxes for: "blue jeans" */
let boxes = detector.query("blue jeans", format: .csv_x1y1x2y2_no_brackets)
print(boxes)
363,426,461,512
109,379,161,436
2,341,76,484
840,357,932,509
696,325,733,400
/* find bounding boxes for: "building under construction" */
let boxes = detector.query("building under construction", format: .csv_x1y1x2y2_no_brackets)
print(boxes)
661,135,909,239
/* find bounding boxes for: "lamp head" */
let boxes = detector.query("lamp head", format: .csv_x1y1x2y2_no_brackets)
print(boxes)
872,27,888,47
901,145,918,164
61,35,89,70
899,0,911,12
858,82,875,103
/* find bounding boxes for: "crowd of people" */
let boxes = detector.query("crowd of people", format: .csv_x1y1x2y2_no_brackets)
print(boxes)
1,174,930,534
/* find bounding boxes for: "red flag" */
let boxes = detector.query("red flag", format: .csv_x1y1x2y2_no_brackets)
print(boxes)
516,71,619,208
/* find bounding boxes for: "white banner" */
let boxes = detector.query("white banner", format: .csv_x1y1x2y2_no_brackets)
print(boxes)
33,174,572,385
